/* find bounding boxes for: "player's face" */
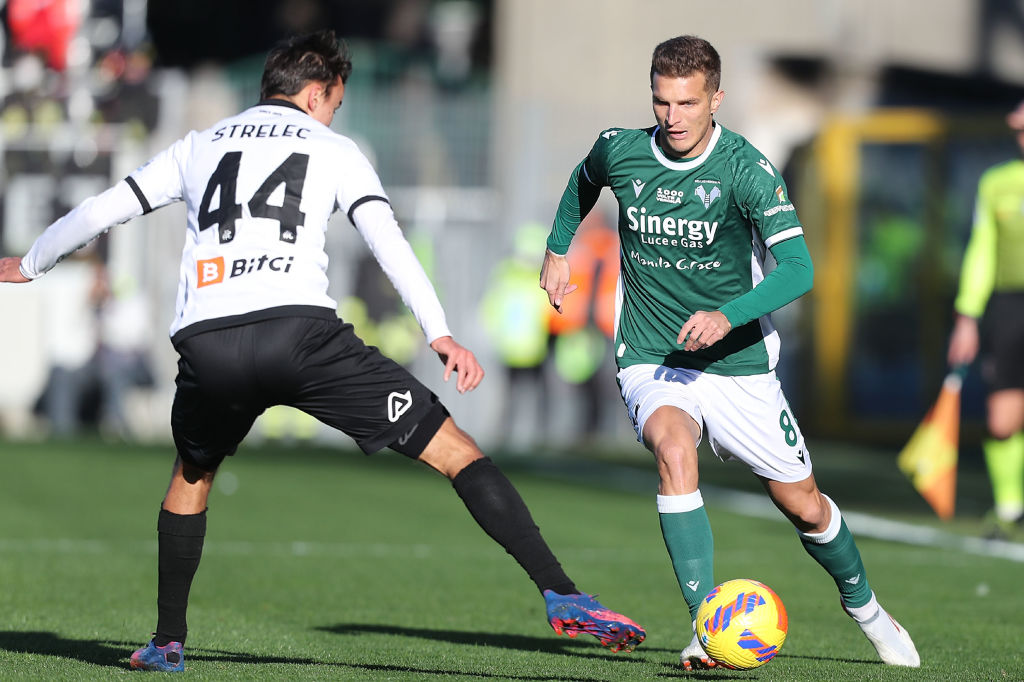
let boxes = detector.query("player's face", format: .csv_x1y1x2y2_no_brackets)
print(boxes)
310,76,345,127
651,72,724,159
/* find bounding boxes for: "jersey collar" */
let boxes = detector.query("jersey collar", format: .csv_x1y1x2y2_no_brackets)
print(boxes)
256,98,306,114
649,122,722,171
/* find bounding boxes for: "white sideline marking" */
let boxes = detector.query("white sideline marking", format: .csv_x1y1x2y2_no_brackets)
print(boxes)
524,460,1024,564
701,483,1024,563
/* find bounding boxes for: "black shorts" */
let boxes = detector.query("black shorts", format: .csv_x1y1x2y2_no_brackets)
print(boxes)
170,311,448,471
981,292,1024,392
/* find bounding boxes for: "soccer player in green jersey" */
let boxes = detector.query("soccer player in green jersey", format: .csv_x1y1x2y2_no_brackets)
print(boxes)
540,35,920,669
947,100,1024,540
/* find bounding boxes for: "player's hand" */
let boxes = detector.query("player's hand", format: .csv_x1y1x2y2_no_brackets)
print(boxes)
947,314,979,367
677,310,732,351
430,335,484,393
0,257,30,283
539,249,578,314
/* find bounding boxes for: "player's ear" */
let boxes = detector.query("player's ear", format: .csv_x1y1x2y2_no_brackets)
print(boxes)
710,89,724,114
304,83,323,114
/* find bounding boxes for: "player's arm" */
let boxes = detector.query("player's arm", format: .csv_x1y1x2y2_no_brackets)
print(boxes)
349,200,482,393
5,138,187,284
541,158,602,312
13,180,147,281
719,235,813,326
678,235,813,351
948,185,996,366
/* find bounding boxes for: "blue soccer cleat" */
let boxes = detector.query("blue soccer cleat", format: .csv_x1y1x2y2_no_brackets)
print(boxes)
129,639,185,672
544,590,646,652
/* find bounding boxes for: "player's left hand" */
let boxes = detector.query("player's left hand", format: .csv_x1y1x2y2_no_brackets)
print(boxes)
0,257,30,283
677,310,732,351
539,249,578,313
430,336,484,393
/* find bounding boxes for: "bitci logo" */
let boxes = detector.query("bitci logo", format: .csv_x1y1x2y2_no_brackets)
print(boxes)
197,257,225,287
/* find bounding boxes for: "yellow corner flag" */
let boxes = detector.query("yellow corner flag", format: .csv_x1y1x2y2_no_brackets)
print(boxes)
897,367,966,520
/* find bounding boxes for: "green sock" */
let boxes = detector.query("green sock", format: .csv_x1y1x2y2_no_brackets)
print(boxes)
984,433,1024,519
658,492,714,622
799,495,871,609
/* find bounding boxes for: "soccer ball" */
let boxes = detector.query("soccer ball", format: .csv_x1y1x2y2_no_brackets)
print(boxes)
695,578,787,670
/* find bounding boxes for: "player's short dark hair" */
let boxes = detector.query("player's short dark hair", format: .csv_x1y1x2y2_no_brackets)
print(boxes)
650,36,721,93
260,30,352,100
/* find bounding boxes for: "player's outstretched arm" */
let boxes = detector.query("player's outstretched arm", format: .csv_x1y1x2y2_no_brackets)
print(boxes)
539,249,578,314
0,257,30,284
429,335,484,394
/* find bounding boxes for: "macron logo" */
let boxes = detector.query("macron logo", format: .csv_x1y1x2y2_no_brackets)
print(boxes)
387,391,413,423
756,159,775,177
845,574,862,585
632,178,646,197
686,580,701,592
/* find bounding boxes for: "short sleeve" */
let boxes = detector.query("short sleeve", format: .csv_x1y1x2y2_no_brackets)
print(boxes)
331,138,390,217
127,135,191,212
734,155,802,246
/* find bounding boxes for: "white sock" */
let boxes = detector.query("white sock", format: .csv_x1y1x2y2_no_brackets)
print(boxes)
844,592,879,623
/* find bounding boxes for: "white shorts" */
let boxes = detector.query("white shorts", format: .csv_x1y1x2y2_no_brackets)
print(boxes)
617,364,812,483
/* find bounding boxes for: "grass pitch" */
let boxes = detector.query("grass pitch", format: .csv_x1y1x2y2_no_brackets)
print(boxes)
0,437,1021,680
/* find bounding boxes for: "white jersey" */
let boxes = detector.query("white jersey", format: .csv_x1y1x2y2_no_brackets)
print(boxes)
21,99,451,343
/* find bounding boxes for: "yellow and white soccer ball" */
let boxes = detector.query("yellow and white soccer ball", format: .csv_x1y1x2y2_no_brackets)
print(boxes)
695,578,788,670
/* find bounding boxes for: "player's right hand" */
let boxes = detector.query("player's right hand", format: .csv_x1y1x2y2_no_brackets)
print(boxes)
539,249,578,313
0,257,30,283
430,335,485,394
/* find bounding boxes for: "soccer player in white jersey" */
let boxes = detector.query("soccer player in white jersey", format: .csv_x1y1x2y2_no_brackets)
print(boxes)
539,35,920,670
0,30,644,672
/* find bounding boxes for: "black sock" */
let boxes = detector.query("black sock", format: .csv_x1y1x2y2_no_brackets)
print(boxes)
451,457,577,595
153,508,206,646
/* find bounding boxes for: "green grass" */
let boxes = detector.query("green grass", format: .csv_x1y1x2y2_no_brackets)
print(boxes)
0,437,1021,680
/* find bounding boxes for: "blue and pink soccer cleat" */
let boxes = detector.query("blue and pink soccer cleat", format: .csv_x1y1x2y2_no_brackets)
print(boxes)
129,639,185,672
544,590,646,653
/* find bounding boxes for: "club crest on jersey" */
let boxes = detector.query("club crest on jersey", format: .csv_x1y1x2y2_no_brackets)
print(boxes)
695,184,721,209
388,391,413,422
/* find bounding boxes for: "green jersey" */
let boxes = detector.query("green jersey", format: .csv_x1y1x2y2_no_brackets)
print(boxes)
548,123,810,376
954,158,1024,318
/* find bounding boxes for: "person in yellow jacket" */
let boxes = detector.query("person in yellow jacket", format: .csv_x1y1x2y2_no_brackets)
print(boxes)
480,223,552,445
947,100,1024,540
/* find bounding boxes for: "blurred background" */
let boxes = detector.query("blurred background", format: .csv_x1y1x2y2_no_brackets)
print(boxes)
1,0,1022,461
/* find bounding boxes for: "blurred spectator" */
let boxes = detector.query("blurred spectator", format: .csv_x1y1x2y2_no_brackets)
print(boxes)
32,256,102,436
480,222,551,447
94,267,155,439
547,215,620,441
